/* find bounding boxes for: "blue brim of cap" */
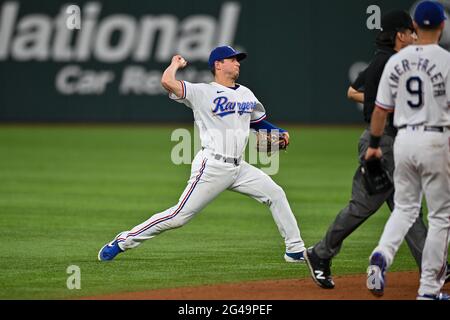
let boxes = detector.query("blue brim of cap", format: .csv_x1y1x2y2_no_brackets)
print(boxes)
226,52,247,61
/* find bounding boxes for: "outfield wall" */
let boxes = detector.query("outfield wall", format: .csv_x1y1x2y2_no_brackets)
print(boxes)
1,0,445,123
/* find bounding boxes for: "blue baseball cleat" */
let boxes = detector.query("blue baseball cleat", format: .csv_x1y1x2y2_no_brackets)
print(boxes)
284,250,305,263
98,239,124,261
417,292,450,300
367,252,387,297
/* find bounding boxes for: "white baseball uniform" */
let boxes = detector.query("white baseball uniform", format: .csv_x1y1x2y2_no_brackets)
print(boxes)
116,80,305,256
373,44,450,296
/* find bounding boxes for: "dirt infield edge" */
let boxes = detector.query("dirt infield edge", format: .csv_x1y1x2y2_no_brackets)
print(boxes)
81,271,450,300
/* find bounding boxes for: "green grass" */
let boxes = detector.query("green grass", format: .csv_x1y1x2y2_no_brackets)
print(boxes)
0,125,419,299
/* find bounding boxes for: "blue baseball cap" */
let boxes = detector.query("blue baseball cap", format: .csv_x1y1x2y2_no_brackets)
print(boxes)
414,1,447,27
208,46,247,69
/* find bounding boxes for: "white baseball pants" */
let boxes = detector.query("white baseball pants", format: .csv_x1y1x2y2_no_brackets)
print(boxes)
371,127,450,296
116,149,305,254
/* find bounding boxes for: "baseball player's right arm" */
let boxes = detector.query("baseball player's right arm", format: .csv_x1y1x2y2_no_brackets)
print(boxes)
161,55,188,98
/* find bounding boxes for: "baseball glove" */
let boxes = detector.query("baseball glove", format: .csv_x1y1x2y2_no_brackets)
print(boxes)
255,131,289,154
360,158,393,195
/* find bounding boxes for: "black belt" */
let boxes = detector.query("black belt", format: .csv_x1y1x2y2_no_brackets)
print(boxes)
202,147,241,166
398,125,449,133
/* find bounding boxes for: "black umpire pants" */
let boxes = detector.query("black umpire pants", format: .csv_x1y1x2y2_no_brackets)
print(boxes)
314,128,427,268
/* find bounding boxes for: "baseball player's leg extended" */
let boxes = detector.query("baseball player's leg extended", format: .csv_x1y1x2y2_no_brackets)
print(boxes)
228,161,305,261
98,154,235,261
118,158,235,250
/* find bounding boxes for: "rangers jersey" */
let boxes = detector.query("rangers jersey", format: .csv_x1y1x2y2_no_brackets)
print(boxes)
376,44,450,127
170,81,267,158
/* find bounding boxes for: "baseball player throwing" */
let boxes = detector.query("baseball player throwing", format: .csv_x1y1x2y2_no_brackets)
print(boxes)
98,46,306,263
365,1,450,300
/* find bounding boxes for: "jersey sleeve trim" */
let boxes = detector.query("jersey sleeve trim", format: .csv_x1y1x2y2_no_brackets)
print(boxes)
181,80,186,99
170,80,187,100
250,114,267,124
375,100,394,110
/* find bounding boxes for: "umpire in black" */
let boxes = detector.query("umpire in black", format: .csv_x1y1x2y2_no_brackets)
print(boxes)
304,10,450,289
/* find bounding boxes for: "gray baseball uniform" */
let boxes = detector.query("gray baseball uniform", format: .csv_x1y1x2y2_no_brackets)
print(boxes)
371,44,450,296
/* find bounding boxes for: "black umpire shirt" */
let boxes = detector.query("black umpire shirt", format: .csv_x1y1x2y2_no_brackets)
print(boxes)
351,45,397,136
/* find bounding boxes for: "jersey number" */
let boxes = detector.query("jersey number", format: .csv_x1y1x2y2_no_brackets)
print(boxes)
406,77,423,109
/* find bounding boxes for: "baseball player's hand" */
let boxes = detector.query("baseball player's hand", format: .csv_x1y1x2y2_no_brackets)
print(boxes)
279,132,290,149
365,147,382,161
171,55,188,69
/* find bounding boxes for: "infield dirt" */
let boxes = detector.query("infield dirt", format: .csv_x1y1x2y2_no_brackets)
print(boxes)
82,271,450,300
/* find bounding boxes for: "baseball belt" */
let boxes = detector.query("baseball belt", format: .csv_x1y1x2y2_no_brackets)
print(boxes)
398,125,450,133
201,147,242,166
